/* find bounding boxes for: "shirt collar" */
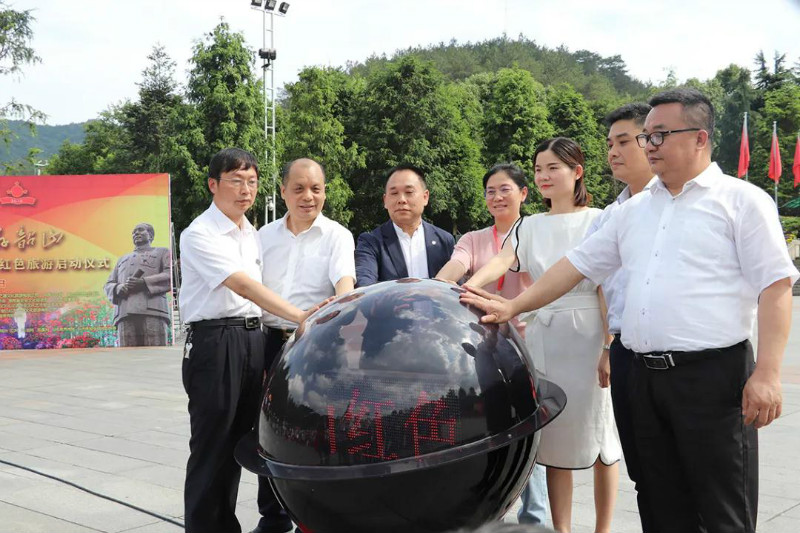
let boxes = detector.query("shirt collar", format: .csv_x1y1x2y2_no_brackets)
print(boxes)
393,221,423,240
652,162,720,196
208,201,255,236
277,212,327,236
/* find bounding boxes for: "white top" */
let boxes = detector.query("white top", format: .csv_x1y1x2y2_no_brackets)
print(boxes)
179,202,263,323
258,213,356,328
393,222,429,278
568,162,800,353
585,177,657,334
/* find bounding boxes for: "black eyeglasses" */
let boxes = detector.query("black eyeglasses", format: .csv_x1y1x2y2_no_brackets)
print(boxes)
635,128,701,148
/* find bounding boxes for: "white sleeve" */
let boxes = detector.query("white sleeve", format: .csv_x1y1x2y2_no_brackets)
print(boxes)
567,208,623,285
180,227,245,290
735,188,800,292
328,226,357,286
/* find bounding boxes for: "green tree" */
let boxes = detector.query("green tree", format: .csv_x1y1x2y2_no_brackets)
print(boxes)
346,56,484,234
546,83,611,206
279,67,365,226
175,21,267,232
713,64,758,177
46,107,134,174
1,2,45,170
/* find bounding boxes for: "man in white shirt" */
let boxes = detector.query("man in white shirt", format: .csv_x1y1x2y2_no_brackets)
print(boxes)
588,102,657,532
461,88,798,533
355,165,454,286
179,148,323,533
251,158,355,533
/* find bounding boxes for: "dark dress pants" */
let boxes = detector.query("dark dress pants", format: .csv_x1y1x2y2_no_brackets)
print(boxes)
630,340,758,533
182,325,267,533
609,335,658,532
256,329,293,532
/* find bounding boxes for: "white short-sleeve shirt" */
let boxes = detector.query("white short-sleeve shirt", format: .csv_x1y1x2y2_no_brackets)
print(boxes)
259,213,356,328
178,202,263,323
567,162,799,353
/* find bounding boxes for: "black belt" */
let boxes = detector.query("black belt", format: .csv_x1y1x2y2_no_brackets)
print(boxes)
634,340,746,370
190,317,262,330
266,326,295,342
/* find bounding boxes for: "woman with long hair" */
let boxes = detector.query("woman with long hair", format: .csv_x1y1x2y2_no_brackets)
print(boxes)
464,138,620,533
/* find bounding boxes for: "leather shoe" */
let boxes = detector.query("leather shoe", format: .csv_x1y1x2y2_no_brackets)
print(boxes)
247,526,297,533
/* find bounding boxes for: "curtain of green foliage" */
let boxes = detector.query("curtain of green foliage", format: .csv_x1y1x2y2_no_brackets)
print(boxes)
345,56,484,235
277,67,364,226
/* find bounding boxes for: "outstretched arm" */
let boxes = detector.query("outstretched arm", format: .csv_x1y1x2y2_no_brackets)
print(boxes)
460,256,585,323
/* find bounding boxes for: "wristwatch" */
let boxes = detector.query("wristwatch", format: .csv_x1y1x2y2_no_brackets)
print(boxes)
602,343,611,351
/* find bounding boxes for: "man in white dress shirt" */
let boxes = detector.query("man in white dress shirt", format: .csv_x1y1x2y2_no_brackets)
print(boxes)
461,88,798,533
588,102,657,531
250,158,355,533
179,148,323,533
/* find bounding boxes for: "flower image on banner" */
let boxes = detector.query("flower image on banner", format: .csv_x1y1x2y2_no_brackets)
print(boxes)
0,174,173,350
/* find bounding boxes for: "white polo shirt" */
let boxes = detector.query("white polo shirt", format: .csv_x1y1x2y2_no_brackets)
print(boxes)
585,177,657,335
568,162,799,353
259,213,355,329
393,222,429,278
178,202,263,323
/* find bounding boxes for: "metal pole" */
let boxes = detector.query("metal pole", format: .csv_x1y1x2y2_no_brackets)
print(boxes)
269,11,277,223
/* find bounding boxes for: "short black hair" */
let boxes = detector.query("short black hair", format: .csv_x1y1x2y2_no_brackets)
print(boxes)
281,158,327,185
648,88,715,138
604,102,652,128
482,163,527,190
386,164,427,189
208,148,259,181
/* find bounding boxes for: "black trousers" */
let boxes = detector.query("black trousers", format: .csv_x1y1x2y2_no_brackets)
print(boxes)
256,329,294,532
182,324,267,533
609,335,658,533
630,340,758,533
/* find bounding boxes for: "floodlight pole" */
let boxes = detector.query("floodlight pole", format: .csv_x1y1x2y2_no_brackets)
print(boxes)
251,1,288,224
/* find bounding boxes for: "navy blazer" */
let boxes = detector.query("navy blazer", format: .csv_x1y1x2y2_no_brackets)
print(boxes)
355,220,455,287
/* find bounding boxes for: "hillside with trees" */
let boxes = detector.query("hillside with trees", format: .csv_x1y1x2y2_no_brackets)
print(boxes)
6,12,799,237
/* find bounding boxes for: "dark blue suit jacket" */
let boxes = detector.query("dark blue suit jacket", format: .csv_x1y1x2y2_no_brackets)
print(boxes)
355,221,455,287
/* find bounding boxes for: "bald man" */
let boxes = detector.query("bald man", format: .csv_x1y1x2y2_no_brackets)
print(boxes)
250,157,356,533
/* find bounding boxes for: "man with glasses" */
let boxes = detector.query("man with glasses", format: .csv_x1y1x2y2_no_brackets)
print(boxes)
179,148,325,533
461,88,797,532
250,158,355,533
355,164,454,286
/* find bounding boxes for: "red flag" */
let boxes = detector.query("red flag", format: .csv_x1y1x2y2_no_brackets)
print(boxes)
768,123,782,184
737,114,750,178
793,135,800,188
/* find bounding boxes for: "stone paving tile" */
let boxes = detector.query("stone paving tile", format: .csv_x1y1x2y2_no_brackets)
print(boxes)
19,443,155,474
0,483,158,532
2,421,102,445
70,436,187,466
114,430,188,452
0,501,102,533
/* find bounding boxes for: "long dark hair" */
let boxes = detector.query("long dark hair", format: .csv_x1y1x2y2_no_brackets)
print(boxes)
533,137,589,208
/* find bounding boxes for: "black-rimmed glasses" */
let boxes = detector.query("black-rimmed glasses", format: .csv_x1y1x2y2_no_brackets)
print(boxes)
635,128,701,148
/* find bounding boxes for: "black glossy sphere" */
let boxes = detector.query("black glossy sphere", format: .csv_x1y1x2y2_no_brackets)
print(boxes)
236,279,566,533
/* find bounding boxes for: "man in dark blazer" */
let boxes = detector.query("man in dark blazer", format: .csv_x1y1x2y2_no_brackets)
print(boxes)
355,165,454,286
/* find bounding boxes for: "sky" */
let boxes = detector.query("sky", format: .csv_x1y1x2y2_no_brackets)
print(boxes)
6,0,800,125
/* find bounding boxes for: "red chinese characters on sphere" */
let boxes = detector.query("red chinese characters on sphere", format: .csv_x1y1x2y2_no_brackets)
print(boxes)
326,387,458,461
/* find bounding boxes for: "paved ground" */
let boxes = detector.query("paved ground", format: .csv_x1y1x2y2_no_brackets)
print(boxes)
1,298,800,533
